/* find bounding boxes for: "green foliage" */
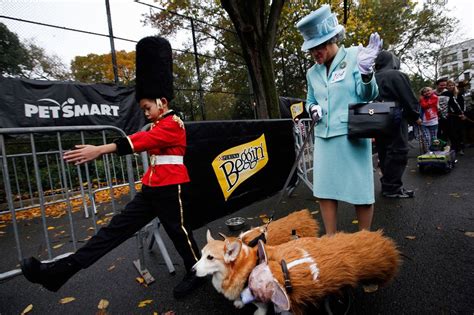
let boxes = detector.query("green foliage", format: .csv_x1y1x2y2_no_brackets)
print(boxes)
70,50,136,85
0,23,71,80
0,23,31,76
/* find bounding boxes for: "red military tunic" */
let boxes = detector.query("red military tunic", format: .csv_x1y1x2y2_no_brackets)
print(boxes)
117,111,190,187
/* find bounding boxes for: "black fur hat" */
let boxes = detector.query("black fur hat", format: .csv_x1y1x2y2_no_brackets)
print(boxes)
135,36,173,102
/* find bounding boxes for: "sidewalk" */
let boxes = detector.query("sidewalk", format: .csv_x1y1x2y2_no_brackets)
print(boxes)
0,144,473,314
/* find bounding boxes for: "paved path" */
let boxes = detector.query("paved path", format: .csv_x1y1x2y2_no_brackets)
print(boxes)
1,144,473,314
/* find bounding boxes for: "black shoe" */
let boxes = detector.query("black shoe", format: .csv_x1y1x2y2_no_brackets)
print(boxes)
172,272,205,298
382,188,415,198
21,256,81,292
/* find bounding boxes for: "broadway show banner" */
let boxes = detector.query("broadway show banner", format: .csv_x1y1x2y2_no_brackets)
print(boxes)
0,77,146,134
183,119,296,229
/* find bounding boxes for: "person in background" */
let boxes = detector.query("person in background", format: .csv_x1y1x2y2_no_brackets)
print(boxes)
419,87,439,152
20,36,203,298
443,79,466,155
296,5,381,235
374,50,421,198
434,78,449,141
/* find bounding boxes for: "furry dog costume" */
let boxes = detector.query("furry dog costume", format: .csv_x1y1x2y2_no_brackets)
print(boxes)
193,209,319,313
245,230,401,315
239,209,319,246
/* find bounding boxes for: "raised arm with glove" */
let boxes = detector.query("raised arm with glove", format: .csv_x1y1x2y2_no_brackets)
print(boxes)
357,32,383,76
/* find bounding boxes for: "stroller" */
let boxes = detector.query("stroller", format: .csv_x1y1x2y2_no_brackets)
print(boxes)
416,127,456,173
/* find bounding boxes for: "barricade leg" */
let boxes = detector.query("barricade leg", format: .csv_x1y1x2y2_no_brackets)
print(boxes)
148,218,176,275
133,229,155,285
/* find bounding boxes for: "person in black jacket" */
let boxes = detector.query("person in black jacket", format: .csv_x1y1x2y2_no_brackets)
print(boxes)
443,79,466,155
374,51,421,198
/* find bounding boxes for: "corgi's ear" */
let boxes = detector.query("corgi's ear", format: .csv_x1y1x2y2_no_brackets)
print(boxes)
271,280,291,311
206,229,214,242
257,240,268,264
224,239,241,263
218,232,227,240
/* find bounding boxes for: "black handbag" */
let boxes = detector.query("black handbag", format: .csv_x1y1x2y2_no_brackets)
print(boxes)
347,101,397,138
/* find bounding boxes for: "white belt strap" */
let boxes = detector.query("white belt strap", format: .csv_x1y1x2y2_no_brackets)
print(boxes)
150,155,184,165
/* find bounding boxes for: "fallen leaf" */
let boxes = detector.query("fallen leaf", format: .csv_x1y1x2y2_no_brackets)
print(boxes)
351,219,359,224
436,226,442,230
310,210,319,215
405,235,416,240
97,299,109,310
96,220,104,225
53,243,64,249
47,226,55,230
362,284,379,293
107,265,115,271
136,277,145,284
449,193,460,198
246,217,253,220
59,297,76,304
465,231,474,238
138,299,153,308
0,224,6,228
21,304,33,314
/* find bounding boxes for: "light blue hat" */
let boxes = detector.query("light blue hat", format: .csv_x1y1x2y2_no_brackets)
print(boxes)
296,4,344,51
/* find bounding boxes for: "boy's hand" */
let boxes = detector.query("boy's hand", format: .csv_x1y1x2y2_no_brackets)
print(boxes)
63,145,102,165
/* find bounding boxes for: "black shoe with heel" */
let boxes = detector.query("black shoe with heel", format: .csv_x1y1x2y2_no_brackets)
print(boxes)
21,256,81,292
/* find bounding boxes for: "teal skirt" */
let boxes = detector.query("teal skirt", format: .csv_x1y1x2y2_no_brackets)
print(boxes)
313,135,374,205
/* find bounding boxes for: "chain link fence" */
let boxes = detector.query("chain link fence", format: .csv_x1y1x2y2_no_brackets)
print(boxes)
0,0,256,120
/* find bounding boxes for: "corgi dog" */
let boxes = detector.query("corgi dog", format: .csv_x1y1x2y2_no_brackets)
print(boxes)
192,210,319,314
193,230,268,314
245,230,401,315
239,209,319,246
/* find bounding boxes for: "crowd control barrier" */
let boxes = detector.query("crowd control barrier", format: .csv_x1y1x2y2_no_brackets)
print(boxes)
0,126,173,284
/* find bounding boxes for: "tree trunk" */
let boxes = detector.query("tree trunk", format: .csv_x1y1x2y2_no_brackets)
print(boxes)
221,0,284,119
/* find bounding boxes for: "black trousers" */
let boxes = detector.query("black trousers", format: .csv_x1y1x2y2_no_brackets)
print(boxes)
447,115,465,152
375,119,409,194
71,184,200,272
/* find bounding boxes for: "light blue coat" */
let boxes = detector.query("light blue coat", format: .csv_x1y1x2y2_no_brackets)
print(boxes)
305,45,379,204
305,46,378,138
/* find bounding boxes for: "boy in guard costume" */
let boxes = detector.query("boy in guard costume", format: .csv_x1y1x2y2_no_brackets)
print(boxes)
21,36,204,298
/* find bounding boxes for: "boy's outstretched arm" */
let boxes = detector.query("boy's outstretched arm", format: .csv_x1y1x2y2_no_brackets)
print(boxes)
63,143,117,165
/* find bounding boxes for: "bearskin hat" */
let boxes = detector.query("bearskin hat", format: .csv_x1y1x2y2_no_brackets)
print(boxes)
135,36,173,102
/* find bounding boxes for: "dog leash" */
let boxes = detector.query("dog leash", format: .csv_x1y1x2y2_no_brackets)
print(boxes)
245,119,316,247
265,119,317,229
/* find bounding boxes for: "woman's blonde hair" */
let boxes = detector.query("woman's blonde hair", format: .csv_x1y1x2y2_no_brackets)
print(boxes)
419,87,432,95
447,79,459,96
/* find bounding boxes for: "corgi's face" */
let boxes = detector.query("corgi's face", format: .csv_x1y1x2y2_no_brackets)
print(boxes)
193,230,227,277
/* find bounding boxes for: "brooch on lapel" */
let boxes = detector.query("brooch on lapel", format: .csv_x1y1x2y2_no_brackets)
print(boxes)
340,61,347,69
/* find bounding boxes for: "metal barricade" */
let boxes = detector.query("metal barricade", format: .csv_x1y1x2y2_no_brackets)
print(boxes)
0,126,173,284
293,119,314,192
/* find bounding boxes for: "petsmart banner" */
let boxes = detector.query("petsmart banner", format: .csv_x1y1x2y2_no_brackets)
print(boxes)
0,77,146,134
184,120,295,228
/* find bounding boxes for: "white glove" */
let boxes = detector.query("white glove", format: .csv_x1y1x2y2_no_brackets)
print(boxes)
357,32,383,75
310,105,322,123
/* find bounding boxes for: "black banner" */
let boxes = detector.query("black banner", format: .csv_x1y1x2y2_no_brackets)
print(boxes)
0,77,146,134
184,120,296,228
